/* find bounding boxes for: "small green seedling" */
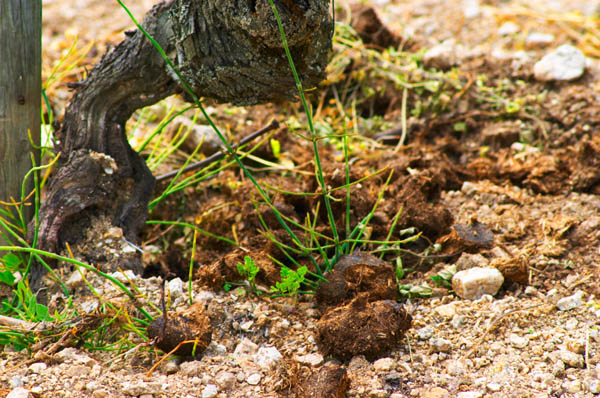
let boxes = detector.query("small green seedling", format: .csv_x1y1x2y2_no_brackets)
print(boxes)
398,283,433,298
270,265,308,303
430,264,457,290
0,253,21,286
235,256,261,295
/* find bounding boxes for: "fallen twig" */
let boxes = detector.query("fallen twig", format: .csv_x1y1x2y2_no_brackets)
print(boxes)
156,120,280,182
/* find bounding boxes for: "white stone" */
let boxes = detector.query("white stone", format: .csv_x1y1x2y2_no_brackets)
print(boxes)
562,379,582,393
498,22,519,36
195,290,216,303
215,371,236,390
373,358,395,372
509,334,529,349
180,360,203,376
486,383,501,392
234,338,258,356
55,347,95,365
434,302,457,318
585,378,600,394
7,388,31,398
534,44,586,81
431,338,452,353
557,350,584,368
452,267,504,300
246,373,262,385
9,376,23,388
524,286,538,296
201,384,218,398
110,269,137,283
28,362,47,374
255,346,283,369
451,315,464,329
66,271,84,287
557,290,584,311
121,381,154,396
526,33,554,48
161,360,179,374
295,353,324,366
447,359,466,376
167,277,184,298
121,242,137,254
463,0,480,18
424,39,459,69
240,320,254,332
461,181,478,195
417,326,434,340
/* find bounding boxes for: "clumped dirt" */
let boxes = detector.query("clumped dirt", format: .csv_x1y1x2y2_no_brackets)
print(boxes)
317,294,413,361
1,0,600,397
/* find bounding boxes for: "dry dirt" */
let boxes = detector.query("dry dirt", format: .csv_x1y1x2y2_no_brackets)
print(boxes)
1,0,600,397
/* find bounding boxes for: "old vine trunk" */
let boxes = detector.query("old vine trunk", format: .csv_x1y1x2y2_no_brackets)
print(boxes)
32,0,332,284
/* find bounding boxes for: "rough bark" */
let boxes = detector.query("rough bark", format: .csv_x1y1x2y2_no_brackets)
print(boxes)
33,0,332,282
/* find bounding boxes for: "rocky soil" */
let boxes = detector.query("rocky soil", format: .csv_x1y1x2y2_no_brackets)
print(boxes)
1,0,600,397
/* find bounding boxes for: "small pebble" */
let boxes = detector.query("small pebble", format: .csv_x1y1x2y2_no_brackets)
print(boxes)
295,353,324,367
455,253,488,271
167,277,184,298
463,0,480,18
434,303,457,318
533,44,586,81
552,360,565,376
6,388,31,398
487,383,501,392
28,362,47,374
557,290,584,311
498,22,519,36
431,337,452,353
451,315,464,329
526,32,554,48
452,267,504,300
180,361,204,376
424,39,459,69
509,334,529,349
446,359,466,376
562,379,582,394
66,271,84,287
524,286,538,296
161,360,179,375
585,378,600,394
373,358,395,372
557,350,584,368
255,346,283,369
246,373,261,385
234,338,258,356
201,384,218,398
417,326,434,340
9,376,24,388
215,371,236,390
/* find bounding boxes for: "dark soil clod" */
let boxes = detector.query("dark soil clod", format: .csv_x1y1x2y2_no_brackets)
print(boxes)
315,252,397,310
316,294,412,361
437,219,494,257
147,303,212,357
350,5,402,49
295,363,349,398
